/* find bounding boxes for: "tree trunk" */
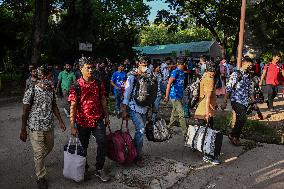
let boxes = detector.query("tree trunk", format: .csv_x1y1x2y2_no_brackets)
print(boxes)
31,0,50,66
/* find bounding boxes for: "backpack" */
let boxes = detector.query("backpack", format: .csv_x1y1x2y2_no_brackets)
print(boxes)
186,78,200,109
133,73,158,107
106,120,137,164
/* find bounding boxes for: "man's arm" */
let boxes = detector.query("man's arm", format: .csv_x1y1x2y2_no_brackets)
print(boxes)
69,101,77,136
52,103,66,132
110,80,119,90
101,96,109,125
205,91,213,120
259,69,267,86
20,104,31,142
164,78,175,101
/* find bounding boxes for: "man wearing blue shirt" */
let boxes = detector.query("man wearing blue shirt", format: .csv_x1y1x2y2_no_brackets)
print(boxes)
111,63,126,116
164,57,187,135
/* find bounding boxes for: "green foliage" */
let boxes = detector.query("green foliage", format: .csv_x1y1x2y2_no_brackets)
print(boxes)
138,23,213,46
246,0,284,51
214,113,281,144
0,0,150,69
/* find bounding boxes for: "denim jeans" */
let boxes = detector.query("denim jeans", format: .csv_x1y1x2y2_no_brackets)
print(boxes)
114,92,123,113
152,96,162,121
128,109,147,157
77,120,106,170
266,84,278,109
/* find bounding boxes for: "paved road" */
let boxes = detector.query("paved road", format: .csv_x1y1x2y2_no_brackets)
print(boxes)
0,98,283,189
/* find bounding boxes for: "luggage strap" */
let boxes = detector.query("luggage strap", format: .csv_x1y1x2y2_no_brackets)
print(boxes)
201,121,211,154
191,126,201,149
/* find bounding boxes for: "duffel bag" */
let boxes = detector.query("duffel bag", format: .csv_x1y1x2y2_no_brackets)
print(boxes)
184,122,223,157
145,119,171,142
106,120,137,164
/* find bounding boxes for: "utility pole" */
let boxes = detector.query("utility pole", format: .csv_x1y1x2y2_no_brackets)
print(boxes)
237,0,246,68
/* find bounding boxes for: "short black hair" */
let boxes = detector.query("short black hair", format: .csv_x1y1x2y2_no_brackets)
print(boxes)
272,51,281,58
176,57,186,65
200,55,206,62
206,61,216,72
79,57,94,68
38,64,52,76
139,56,149,64
242,56,253,63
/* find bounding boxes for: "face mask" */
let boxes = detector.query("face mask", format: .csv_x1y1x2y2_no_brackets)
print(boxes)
141,66,148,73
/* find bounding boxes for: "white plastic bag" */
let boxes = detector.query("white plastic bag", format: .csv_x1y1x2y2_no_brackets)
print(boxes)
63,137,86,182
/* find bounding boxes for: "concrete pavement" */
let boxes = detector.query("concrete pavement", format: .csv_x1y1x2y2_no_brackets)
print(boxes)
0,99,283,189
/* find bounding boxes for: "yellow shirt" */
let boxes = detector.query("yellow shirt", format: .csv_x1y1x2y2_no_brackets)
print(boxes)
194,72,217,119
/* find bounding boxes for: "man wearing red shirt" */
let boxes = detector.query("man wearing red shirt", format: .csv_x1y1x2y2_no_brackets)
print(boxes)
259,52,283,111
68,57,110,182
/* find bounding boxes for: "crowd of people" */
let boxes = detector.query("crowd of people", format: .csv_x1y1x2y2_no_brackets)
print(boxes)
20,52,283,189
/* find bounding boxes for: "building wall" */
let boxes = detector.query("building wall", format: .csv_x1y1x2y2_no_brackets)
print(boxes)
209,41,222,60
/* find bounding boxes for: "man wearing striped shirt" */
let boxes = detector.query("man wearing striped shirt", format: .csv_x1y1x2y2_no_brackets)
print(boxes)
222,57,255,146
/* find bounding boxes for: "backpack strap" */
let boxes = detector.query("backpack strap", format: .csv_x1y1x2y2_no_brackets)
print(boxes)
72,81,81,110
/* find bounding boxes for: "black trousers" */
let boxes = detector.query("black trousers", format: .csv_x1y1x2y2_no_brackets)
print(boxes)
77,120,106,170
231,101,247,138
266,84,278,109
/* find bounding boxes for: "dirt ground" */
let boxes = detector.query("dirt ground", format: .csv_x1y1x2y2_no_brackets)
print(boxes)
0,95,283,189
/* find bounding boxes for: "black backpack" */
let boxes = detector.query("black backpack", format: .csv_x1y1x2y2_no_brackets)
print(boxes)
133,74,158,107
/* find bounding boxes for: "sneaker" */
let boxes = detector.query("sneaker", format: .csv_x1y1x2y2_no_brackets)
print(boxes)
203,155,213,163
228,135,241,146
94,169,110,182
134,156,145,168
210,158,221,165
203,155,221,165
63,108,70,118
37,178,48,189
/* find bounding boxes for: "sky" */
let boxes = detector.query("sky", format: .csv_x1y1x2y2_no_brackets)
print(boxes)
144,0,170,22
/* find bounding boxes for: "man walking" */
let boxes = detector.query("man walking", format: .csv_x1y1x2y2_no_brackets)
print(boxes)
68,57,110,182
56,62,76,117
25,66,38,91
122,56,151,167
111,63,126,117
20,65,66,189
259,52,283,111
222,57,255,146
164,57,187,136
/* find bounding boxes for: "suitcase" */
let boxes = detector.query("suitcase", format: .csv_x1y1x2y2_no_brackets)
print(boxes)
185,123,223,157
106,120,137,164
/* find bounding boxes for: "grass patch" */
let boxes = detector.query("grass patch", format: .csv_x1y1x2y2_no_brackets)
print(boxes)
214,113,282,144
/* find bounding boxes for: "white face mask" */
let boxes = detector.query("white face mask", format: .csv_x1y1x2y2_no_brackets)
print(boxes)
141,66,148,73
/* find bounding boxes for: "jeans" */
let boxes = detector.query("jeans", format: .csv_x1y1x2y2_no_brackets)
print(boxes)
114,92,123,113
30,130,54,179
77,120,106,170
231,101,247,138
128,109,147,157
168,99,187,134
266,84,278,109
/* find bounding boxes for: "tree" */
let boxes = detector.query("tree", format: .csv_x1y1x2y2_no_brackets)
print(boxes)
246,0,284,52
138,23,213,46
31,0,50,66
166,0,242,57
